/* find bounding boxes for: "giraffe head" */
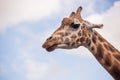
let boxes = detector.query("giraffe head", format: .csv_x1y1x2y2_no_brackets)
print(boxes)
42,6,103,52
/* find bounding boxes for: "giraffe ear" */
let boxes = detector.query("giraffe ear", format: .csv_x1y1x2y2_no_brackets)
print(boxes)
89,24,103,29
76,6,83,22
69,12,75,19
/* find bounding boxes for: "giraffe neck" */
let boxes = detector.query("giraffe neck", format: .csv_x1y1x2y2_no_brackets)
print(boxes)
85,30,120,80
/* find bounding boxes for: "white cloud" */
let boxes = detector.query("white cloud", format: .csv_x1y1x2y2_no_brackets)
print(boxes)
0,0,60,32
0,0,104,33
58,0,96,17
12,58,49,80
65,47,93,57
24,59,48,80
85,14,104,24
12,55,68,80
86,1,120,50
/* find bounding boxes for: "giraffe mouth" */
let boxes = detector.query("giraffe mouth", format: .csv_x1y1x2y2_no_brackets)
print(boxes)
46,44,57,52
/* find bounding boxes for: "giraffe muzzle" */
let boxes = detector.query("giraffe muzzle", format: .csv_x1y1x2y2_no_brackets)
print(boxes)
42,42,57,52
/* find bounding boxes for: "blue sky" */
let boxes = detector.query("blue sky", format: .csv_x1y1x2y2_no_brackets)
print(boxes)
0,0,120,80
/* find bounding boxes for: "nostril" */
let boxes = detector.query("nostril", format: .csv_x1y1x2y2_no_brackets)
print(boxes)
47,36,52,40
42,44,45,48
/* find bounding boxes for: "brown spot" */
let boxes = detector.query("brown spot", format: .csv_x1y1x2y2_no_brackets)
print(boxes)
104,53,112,67
82,29,87,37
108,46,115,52
65,32,70,36
81,25,85,28
76,39,80,43
111,66,120,79
104,44,109,50
98,36,104,42
88,33,91,37
80,37,85,43
104,44,115,52
78,31,81,36
65,38,70,46
113,54,120,61
71,42,75,46
65,38,69,42
82,30,85,35
66,43,70,46
92,35,96,44
71,34,77,39
82,30,87,37
87,40,91,46
86,38,89,43
86,38,90,44
96,44,104,60
56,32,64,36
94,31,98,36
91,46,95,51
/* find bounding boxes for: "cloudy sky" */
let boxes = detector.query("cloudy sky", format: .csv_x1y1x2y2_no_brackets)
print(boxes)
0,0,120,80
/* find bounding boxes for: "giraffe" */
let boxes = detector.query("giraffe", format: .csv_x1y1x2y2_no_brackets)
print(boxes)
42,6,120,80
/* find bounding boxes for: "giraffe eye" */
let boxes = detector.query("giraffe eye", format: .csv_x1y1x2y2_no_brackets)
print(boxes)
70,22,80,29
